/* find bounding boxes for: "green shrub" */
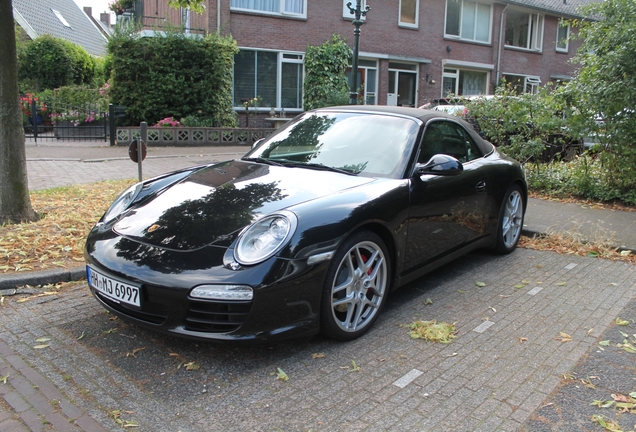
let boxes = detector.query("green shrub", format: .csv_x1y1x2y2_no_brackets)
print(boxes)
303,35,351,111
19,35,97,91
108,27,237,127
525,155,636,205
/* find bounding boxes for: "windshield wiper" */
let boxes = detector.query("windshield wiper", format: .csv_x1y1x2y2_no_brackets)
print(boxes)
241,157,285,167
275,160,357,176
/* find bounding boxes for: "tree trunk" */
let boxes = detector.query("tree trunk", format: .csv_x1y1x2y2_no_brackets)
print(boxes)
0,0,38,224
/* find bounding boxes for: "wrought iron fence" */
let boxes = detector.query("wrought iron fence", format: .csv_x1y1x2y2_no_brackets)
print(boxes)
21,95,109,143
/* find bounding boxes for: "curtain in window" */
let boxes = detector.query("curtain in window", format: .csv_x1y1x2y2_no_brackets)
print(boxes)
231,0,279,12
475,3,490,42
285,0,304,14
400,0,417,25
445,0,461,36
459,71,486,95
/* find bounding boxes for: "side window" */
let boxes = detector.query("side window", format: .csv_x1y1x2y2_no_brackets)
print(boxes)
419,121,482,163
418,122,444,163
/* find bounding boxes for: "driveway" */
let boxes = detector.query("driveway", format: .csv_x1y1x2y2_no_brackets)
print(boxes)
2,248,635,431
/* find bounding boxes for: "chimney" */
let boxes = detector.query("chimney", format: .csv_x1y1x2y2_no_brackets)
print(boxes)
100,13,111,28
83,6,92,16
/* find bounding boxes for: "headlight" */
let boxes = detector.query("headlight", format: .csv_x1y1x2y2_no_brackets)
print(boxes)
102,183,143,223
234,211,297,265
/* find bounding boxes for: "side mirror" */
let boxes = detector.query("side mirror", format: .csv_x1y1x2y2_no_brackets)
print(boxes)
416,154,463,176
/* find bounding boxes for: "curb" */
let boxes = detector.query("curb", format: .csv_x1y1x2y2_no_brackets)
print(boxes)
0,266,85,291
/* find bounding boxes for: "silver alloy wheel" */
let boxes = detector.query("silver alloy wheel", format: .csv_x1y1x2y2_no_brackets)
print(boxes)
501,189,524,249
330,240,388,333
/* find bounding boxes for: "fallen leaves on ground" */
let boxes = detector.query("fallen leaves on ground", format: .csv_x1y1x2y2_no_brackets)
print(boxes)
519,233,635,264
0,182,634,278
275,367,289,381
0,180,134,274
591,414,623,431
405,320,457,343
554,332,572,342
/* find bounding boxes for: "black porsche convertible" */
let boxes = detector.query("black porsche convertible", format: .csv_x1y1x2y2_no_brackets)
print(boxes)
85,106,526,342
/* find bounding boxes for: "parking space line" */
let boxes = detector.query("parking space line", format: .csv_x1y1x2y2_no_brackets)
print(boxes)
473,321,495,333
393,369,424,389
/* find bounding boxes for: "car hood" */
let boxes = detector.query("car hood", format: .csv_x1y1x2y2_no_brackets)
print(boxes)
113,160,375,251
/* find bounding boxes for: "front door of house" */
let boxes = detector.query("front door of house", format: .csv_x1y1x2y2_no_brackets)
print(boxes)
387,63,418,107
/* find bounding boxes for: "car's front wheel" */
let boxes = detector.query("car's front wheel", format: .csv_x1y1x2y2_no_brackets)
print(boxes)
320,231,390,340
494,183,525,254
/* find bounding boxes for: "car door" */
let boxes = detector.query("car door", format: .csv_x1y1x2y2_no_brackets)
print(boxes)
402,120,490,273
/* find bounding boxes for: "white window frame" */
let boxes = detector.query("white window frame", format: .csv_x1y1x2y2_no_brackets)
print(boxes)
399,0,419,28
232,49,305,110
346,59,379,105
444,0,492,44
556,20,569,52
502,74,541,94
230,0,307,18
505,9,544,52
442,66,490,97
342,0,368,20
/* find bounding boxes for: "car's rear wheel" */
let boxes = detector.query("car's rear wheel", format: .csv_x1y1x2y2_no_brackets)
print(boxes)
494,184,525,254
320,231,390,340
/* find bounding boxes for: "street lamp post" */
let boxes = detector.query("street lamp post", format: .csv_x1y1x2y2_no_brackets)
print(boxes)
346,1,370,105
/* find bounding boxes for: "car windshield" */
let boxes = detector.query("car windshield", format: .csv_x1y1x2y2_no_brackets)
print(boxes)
243,111,420,178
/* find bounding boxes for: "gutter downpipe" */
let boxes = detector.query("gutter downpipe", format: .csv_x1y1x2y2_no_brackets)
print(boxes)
217,0,221,34
496,4,509,86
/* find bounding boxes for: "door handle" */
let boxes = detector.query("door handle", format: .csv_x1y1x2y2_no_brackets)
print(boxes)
475,181,487,194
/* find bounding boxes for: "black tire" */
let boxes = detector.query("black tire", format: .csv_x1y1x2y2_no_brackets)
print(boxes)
494,184,525,254
320,231,390,341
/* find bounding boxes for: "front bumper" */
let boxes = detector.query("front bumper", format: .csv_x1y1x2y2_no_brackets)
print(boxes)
85,235,328,342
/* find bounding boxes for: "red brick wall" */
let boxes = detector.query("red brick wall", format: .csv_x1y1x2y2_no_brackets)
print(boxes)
148,0,583,107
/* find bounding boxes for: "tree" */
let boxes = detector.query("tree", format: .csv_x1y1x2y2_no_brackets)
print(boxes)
0,0,206,225
564,0,636,199
0,0,37,224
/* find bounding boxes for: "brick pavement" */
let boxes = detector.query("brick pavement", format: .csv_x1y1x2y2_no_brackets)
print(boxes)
2,248,636,431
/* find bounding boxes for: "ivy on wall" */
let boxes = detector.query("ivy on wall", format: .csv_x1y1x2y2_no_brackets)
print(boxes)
108,29,238,127
303,34,352,111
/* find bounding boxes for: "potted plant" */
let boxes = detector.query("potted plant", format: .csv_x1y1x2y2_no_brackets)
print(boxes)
109,0,134,15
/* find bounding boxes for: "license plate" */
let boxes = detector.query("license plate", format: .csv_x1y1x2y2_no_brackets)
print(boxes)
87,266,141,307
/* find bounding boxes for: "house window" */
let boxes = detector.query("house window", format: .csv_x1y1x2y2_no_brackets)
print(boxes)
231,0,306,17
346,59,378,105
443,68,488,96
505,10,544,51
445,0,491,43
342,0,367,19
556,21,569,52
502,74,541,94
399,0,419,28
233,50,304,109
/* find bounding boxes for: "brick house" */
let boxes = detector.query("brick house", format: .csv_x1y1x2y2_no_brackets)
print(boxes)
135,0,596,119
